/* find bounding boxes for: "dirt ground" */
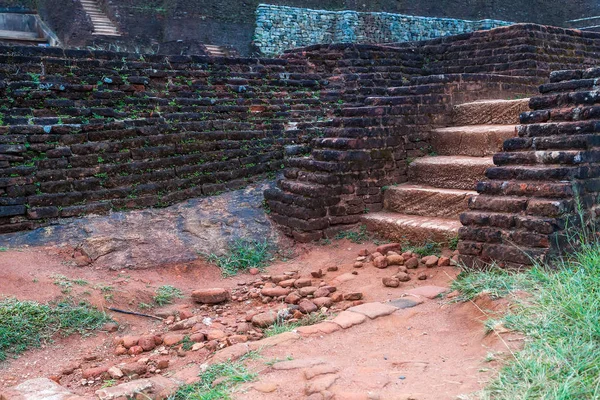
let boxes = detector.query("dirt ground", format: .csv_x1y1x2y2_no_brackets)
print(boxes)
0,240,522,399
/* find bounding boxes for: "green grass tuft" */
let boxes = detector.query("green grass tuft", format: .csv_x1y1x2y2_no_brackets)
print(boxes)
263,311,329,337
154,285,183,306
0,298,109,361
335,225,372,244
404,240,441,257
206,239,273,277
167,359,256,400
453,241,600,399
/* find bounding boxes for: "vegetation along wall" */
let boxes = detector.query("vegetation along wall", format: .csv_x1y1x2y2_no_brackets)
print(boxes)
0,46,339,233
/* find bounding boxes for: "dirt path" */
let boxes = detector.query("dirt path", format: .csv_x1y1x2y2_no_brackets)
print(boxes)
0,241,521,399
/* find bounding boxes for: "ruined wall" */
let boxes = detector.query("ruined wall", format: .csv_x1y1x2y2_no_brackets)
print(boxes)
265,24,600,243
0,46,334,233
459,67,600,267
254,4,512,56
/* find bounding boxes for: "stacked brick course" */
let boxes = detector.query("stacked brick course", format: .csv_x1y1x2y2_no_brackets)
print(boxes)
0,46,333,233
459,67,600,267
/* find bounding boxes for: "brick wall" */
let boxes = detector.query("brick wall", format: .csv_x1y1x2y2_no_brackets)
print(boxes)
265,24,600,248
0,46,334,233
459,67,600,267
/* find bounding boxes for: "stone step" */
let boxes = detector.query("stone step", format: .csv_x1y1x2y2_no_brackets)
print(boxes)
452,98,530,125
408,156,493,190
430,125,517,157
384,184,476,219
362,212,461,245
0,29,43,41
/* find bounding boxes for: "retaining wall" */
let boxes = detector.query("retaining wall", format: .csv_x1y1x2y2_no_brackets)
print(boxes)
254,4,511,56
0,46,333,233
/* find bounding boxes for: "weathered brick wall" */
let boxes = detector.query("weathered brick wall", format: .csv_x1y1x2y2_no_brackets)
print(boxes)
265,24,600,244
459,67,600,267
0,46,333,233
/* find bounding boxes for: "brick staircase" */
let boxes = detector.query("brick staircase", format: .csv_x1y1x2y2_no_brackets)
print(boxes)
362,98,530,244
80,0,120,37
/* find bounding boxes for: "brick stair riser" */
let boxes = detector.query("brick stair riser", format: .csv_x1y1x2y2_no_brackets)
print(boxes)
429,126,516,157
362,213,461,245
383,186,475,219
408,158,493,191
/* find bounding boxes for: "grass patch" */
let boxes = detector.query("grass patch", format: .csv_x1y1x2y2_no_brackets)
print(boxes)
453,241,600,399
335,224,372,244
404,240,441,257
206,239,273,277
0,298,109,361
167,358,256,400
263,311,329,337
154,285,184,306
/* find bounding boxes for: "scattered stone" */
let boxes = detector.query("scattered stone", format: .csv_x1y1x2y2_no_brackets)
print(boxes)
304,364,340,380
358,249,369,256
285,292,302,304
386,254,404,266
446,290,460,299
299,286,318,296
355,256,367,262
353,262,364,268
279,278,296,288
82,366,108,379
382,277,400,288
313,287,331,298
438,256,451,266
376,243,402,254
330,292,344,302
373,256,388,269
397,265,408,273
343,292,363,301
423,255,439,267
252,311,278,327
262,286,292,297
249,268,260,275
405,257,419,269
122,336,139,349
351,271,358,275
327,266,338,272
394,272,410,282
207,330,226,341
128,345,144,356
192,343,205,351
298,299,318,314
106,366,124,380
163,334,185,346
138,335,157,352
405,286,448,299
191,288,230,304
418,273,428,280
114,345,127,356
311,269,324,278
332,311,367,329
294,278,313,288
347,302,397,319
313,297,333,308
121,362,147,377
332,273,356,285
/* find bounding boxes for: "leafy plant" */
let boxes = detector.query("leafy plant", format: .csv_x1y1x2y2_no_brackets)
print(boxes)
335,225,372,244
154,285,183,306
206,239,273,277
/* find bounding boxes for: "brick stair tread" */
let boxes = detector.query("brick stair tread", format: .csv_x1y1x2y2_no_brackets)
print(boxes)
0,30,44,41
384,184,476,219
453,98,530,125
408,156,494,191
363,211,461,244
430,124,517,156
